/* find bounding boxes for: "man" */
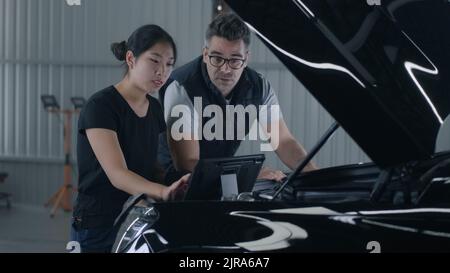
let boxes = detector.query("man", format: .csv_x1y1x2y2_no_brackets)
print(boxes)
159,13,317,184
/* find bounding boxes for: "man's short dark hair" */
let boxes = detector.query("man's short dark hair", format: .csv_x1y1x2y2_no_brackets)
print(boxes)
205,13,251,47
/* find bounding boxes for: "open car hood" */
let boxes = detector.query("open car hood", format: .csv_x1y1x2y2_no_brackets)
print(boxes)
225,0,450,168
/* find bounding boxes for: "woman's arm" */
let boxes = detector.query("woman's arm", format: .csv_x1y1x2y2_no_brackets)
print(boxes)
86,128,188,201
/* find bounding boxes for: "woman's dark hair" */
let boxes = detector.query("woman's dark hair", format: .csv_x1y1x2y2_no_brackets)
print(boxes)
205,13,250,47
111,24,177,73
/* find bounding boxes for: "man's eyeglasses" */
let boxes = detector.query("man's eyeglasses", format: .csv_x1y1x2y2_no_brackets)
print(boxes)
208,55,246,70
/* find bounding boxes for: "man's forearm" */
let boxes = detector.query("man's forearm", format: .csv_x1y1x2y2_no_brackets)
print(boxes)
276,138,317,171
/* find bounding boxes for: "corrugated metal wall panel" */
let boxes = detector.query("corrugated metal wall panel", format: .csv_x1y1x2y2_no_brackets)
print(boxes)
0,159,64,206
0,64,3,155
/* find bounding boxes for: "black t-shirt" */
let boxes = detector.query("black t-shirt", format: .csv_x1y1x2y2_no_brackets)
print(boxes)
74,85,166,228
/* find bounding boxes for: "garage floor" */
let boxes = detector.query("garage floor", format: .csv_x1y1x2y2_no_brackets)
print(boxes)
0,204,71,253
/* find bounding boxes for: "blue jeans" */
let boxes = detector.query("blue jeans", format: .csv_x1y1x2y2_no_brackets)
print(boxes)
70,220,119,253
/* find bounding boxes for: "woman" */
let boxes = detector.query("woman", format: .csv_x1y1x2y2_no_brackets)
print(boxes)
71,25,189,253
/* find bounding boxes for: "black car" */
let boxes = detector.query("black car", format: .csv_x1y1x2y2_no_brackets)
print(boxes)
112,0,450,253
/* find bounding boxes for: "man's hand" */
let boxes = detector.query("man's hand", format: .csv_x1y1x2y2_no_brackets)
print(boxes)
262,119,319,172
257,166,286,182
303,162,319,172
161,174,191,201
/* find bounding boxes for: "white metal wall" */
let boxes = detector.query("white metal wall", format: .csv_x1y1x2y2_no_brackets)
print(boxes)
0,0,448,205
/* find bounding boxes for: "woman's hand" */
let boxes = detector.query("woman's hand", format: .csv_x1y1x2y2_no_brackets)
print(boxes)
161,174,191,201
